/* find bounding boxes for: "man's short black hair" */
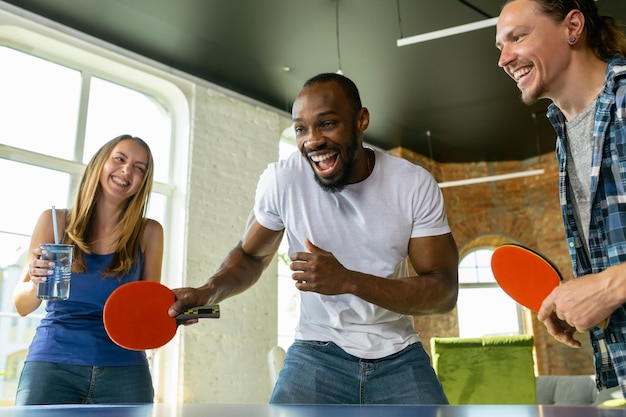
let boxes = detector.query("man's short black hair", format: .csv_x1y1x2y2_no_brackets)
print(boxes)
303,73,363,113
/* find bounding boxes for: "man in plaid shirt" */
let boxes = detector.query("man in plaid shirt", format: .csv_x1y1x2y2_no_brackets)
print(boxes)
496,0,626,396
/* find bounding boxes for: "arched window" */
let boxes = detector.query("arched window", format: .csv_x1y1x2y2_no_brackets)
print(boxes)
456,248,525,337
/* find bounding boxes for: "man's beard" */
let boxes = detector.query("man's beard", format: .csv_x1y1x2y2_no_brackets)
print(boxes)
521,91,539,106
309,129,359,193
520,81,545,106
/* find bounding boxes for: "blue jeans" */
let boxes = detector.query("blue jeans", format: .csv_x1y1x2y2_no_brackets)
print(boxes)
15,362,154,405
269,340,448,404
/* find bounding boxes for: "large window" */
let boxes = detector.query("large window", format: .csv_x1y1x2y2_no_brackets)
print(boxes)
0,17,186,403
457,248,524,337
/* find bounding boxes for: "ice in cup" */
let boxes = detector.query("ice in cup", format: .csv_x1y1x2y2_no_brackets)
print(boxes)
36,243,74,300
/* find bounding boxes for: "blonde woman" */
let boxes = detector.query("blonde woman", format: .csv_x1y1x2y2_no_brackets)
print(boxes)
14,134,163,405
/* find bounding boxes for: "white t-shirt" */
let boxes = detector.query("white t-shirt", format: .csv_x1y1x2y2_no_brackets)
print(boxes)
254,149,451,359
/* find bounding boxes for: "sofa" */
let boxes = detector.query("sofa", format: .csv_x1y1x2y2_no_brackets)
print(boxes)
536,375,624,407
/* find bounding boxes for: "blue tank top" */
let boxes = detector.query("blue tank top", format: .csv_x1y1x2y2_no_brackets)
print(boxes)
26,251,148,366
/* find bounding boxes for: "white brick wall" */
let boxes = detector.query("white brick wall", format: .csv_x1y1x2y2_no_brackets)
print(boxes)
182,87,287,403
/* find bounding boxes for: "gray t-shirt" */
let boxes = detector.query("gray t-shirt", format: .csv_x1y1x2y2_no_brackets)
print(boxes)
565,98,596,253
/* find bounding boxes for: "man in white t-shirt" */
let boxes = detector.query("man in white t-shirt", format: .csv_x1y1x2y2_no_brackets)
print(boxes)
170,73,459,404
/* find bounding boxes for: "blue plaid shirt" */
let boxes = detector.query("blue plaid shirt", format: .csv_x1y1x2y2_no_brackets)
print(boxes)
548,56,626,395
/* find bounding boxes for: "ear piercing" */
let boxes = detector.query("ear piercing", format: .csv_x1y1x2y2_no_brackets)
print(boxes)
568,36,577,44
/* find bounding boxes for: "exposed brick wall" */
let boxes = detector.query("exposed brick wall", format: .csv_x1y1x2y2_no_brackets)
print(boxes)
389,147,595,376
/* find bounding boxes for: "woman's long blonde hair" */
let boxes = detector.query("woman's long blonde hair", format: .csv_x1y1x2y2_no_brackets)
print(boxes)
64,134,155,277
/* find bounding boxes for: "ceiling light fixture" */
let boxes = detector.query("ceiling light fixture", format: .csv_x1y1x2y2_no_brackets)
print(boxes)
438,169,545,188
422,131,545,188
397,17,498,47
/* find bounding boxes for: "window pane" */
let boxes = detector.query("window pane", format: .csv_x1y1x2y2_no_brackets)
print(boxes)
147,193,167,226
458,249,496,284
474,249,494,266
458,267,478,284
0,232,29,272
0,233,46,403
0,46,81,160
477,266,496,283
0,160,71,236
83,77,172,183
457,287,521,337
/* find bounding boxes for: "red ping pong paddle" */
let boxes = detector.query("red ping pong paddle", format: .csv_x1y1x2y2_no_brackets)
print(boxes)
103,281,220,350
491,244,608,329
491,244,561,312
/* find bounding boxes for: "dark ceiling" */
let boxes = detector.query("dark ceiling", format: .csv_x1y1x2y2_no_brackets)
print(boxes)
4,0,626,163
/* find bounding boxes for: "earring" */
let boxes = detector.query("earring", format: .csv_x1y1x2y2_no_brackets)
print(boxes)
568,36,577,44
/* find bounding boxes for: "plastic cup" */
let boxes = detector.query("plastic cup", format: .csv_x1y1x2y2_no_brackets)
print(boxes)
36,243,74,300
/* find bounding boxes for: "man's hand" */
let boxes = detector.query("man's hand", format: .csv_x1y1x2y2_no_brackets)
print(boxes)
538,271,616,335
289,238,353,295
538,310,582,348
168,287,210,325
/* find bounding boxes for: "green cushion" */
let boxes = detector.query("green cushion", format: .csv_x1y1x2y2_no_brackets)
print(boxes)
598,398,626,408
431,335,536,405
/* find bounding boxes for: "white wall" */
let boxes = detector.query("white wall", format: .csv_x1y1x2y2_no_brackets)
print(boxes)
182,87,285,403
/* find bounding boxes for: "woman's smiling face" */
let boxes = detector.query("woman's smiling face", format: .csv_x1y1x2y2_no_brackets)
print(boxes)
100,139,149,200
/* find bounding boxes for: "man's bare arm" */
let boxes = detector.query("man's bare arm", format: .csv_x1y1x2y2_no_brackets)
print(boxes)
169,214,283,316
